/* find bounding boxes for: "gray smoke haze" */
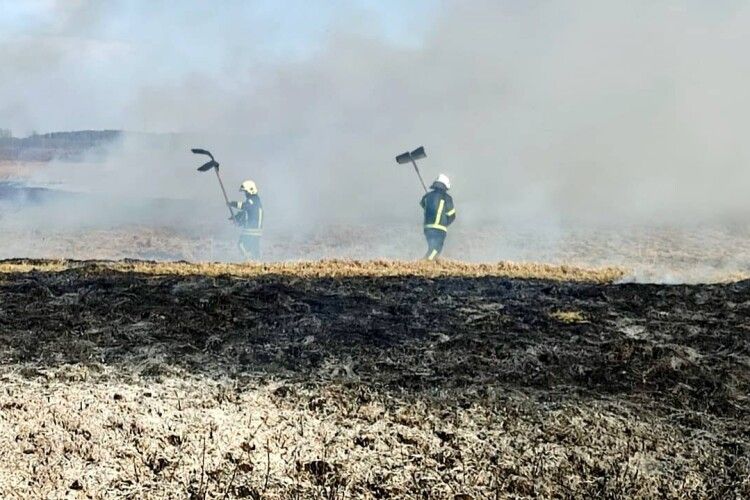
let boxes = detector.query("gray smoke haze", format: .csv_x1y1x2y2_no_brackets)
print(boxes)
3,1,750,268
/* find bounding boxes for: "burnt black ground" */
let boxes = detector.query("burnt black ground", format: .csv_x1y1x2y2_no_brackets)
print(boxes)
1,267,748,411
0,264,749,497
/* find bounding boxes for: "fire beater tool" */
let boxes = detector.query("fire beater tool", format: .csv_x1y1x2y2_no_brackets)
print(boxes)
395,146,428,192
192,148,235,219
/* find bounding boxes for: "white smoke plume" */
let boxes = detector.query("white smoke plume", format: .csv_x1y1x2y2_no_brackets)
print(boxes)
2,0,750,272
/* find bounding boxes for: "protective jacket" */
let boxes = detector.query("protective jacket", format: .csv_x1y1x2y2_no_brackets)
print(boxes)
230,194,263,236
420,184,455,232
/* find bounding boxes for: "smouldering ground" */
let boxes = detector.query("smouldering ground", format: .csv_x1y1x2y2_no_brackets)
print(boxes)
3,160,750,282
3,222,750,283
0,260,748,498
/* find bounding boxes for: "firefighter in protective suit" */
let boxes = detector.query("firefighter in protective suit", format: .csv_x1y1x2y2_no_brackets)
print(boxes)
420,173,455,260
228,180,263,260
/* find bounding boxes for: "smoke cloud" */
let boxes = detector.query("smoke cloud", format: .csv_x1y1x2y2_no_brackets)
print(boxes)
3,0,750,268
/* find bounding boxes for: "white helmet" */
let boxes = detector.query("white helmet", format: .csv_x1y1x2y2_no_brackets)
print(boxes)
434,173,451,190
240,179,258,195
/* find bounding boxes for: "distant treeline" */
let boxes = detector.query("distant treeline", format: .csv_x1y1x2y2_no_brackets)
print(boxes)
0,130,122,162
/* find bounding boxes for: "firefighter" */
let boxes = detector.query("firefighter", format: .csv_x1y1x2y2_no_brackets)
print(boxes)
420,173,455,261
228,180,263,260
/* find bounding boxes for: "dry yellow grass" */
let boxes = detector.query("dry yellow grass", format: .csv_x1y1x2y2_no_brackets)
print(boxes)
0,258,626,283
550,310,589,323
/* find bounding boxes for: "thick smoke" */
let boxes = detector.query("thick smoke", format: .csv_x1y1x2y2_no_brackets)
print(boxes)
3,1,750,269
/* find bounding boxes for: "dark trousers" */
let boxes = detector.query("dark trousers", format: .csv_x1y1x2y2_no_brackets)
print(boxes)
424,228,446,260
239,234,261,260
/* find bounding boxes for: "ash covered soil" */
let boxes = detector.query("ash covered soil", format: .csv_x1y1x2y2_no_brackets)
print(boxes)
0,260,748,499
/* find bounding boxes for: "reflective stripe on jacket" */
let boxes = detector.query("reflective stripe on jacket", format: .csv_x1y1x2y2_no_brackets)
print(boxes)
420,188,455,232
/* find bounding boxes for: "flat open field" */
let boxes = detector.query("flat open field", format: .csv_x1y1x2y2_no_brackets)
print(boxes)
0,260,748,498
3,223,750,284
3,164,750,283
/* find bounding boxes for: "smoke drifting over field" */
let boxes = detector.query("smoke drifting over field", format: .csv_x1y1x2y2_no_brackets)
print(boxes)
3,1,750,268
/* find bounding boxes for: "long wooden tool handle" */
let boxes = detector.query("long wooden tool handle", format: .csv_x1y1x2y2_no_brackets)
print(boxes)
214,168,235,219
411,157,428,192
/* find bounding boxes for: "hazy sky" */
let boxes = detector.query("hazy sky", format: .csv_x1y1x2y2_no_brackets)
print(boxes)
0,0,435,133
5,0,750,228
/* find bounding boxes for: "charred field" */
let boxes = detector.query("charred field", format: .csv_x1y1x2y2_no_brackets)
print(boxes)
0,259,748,499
